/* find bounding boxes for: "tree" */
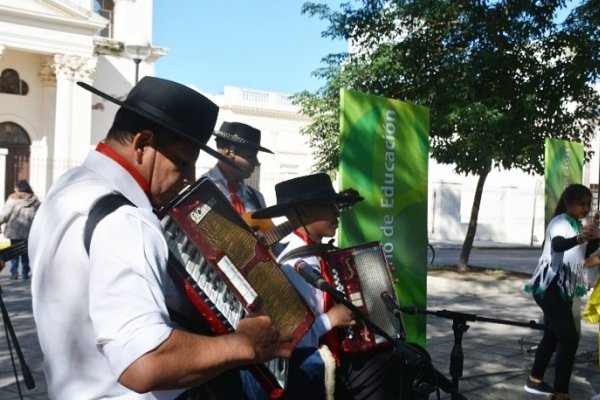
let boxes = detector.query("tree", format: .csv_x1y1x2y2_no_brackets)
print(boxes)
295,0,600,271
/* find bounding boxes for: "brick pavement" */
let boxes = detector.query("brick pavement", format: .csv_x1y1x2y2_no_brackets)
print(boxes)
1,266,599,399
427,276,600,400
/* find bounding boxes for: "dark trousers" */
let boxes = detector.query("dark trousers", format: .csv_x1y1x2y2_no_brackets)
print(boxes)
240,345,434,400
531,283,579,394
9,239,29,276
336,345,432,400
240,348,326,400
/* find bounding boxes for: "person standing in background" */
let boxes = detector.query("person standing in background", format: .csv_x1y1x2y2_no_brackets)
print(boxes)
0,179,40,279
524,184,600,400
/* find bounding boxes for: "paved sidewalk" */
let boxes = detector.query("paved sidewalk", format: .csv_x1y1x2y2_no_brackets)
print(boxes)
426,275,600,400
0,273,46,400
1,267,599,399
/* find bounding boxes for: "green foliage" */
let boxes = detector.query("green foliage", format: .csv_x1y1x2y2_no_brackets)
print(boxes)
296,0,600,176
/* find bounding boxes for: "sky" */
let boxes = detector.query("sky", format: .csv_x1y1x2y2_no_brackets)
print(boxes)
152,1,581,96
152,1,347,95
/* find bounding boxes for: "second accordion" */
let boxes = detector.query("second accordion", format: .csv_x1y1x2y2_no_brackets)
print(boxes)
320,241,403,355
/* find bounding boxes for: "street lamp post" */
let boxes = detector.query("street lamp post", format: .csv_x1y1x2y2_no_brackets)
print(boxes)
124,38,152,84
132,57,143,85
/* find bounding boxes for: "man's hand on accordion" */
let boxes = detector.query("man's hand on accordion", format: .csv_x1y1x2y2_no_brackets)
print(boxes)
327,303,356,328
235,315,293,362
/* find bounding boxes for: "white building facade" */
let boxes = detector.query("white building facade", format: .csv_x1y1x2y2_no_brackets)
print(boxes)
0,0,597,247
0,0,162,199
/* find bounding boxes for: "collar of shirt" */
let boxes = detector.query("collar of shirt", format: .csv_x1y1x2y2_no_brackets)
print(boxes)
216,164,242,189
86,147,152,211
294,230,313,245
206,165,248,195
96,142,151,197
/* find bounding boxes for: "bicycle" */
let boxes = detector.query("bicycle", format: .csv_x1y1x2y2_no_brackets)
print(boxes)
427,242,436,265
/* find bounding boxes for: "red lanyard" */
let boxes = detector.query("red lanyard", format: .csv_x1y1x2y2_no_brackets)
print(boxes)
227,181,245,215
295,230,342,364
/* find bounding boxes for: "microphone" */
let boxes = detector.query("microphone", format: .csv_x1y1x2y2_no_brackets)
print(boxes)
380,291,407,341
381,291,402,317
294,261,335,292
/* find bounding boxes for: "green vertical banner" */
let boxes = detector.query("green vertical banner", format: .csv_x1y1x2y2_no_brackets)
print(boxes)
544,138,584,227
338,89,429,346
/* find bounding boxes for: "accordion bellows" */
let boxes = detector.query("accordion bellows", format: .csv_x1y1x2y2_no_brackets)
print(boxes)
159,178,315,398
321,242,403,354
185,203,311,338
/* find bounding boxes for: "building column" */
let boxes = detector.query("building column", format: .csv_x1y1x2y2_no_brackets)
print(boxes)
45,54,97,182
38,59,56,194
0,148,7,203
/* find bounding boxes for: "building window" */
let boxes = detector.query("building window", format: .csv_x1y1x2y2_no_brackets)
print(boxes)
0,122,30,144
95,0,115,38
0,69,28,95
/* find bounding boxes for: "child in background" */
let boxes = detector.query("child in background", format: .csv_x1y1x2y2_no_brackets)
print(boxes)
524,184,600,400
248,173,421,400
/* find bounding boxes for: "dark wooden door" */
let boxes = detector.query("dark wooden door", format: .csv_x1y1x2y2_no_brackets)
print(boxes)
0,122,31,200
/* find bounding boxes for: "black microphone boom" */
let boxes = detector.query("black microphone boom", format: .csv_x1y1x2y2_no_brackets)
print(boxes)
292,259,468,400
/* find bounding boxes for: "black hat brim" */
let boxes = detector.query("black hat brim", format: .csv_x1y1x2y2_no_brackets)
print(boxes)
252,193,363,219
78,81,241,171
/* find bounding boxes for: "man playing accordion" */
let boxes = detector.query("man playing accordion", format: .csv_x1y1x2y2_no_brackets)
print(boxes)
243,173,414,400
28,77,290,400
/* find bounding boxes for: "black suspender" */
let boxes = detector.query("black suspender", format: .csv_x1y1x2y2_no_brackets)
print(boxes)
83,193,133,254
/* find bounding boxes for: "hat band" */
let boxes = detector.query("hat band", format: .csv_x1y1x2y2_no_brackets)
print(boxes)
215,131,260,147
127,97,193,139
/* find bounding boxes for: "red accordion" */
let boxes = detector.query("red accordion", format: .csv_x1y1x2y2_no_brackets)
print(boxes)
320,242,402,355
158,177,314,398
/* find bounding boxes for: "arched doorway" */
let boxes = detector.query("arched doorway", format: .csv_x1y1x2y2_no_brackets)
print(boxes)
0,122,31,200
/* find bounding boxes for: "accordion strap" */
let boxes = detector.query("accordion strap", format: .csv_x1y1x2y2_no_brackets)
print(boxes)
0,240,28,262
82,193,208,334
278,242,335,264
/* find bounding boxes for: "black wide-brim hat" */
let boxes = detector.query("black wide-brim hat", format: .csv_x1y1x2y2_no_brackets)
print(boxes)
214,121,273,153
252,173,363,219
77,77,238,169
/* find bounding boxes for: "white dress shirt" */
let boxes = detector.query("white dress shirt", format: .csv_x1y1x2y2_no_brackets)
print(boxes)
30,149,184,399
203,166,266,213
277,234,332,348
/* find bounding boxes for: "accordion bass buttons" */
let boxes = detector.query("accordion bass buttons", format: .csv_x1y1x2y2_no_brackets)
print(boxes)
359,326,372,342
349,292,364,308
331,269,343,291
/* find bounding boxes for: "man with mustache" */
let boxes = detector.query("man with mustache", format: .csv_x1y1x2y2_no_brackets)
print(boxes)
203,121,273,216
29,77,289,399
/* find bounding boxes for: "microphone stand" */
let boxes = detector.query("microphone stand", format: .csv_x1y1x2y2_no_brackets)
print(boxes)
398,305,544,399
0,282,36,395
0,244,36,398
324,287,469,400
